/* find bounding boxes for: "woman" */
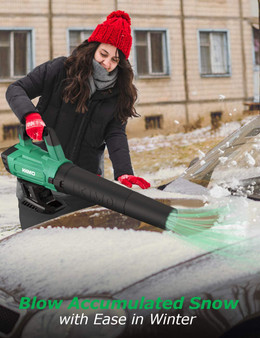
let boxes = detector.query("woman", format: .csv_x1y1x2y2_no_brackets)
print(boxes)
6,10,150,229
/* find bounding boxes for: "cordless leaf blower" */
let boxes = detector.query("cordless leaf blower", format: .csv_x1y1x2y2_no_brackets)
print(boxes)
1,126,225,234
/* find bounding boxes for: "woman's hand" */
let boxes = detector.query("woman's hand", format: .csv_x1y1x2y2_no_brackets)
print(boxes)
118,175,150,189
25,112,45,141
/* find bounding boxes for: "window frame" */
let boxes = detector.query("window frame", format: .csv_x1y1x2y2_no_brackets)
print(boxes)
145,114,163,130
67,28,94,55
252,25,260,69
0,27,34,82
133,28,170,79
198,29,231,78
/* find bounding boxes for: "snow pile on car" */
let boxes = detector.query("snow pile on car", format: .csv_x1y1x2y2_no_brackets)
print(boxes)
0,212,259,300
0,226,216,298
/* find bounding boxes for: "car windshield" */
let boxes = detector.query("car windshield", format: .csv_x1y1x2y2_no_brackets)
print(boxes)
181,116,260,199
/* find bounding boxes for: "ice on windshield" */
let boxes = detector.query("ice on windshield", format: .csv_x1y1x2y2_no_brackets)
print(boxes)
210,139,260,184
183,116,260,198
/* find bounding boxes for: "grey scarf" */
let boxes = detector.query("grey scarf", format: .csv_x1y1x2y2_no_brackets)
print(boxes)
88,59,118,97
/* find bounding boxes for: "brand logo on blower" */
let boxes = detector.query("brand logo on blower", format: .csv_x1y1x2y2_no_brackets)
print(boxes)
22,168,36,176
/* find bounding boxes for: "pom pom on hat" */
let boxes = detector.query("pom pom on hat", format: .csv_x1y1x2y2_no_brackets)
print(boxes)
107,10,131,25
88,10,132,59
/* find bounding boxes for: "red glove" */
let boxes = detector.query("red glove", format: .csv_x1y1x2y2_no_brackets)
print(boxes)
25,112,45,141
118,175,150,189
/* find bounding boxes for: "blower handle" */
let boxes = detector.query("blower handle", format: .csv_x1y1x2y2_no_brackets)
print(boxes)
42,127,68,163
18,124,33,147
19,124,68,163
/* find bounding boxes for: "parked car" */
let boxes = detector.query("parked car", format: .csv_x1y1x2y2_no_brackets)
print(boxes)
1,116,260,338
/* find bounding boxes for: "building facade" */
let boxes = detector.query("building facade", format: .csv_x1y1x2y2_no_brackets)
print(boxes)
0,0,259,143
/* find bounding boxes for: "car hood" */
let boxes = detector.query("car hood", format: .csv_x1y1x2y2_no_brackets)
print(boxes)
0,193,259,300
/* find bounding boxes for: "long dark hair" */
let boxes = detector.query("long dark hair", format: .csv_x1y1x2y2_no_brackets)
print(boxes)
63,40,139,123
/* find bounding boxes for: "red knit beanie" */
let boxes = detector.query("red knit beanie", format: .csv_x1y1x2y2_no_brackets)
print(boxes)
88,10,132,59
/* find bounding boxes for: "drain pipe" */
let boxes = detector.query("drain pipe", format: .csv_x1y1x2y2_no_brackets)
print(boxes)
180,0,190,125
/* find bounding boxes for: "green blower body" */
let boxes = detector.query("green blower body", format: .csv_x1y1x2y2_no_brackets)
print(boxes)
1,126,174,229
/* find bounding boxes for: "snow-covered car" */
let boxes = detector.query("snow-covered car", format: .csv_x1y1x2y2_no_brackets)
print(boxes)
1,117,260,338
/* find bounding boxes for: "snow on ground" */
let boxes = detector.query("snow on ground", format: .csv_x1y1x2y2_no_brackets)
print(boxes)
0,176,20,239
127,120,242,152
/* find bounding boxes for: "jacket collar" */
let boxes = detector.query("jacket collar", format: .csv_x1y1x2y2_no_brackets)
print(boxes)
90,85,119,101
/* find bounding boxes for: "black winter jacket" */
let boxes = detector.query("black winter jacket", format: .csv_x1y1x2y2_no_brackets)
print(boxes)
6,57,134,179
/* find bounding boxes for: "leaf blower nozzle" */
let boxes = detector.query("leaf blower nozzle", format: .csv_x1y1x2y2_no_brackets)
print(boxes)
53,162,174,228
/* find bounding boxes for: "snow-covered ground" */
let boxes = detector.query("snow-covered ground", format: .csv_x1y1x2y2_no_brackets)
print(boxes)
0,118,253,240
0,175,20,239
128,120,241,152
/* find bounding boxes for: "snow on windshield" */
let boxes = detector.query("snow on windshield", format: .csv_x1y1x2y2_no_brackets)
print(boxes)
182,116,260,199
210,138,260,184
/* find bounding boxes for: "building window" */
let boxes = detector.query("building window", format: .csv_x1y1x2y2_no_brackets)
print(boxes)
134,30,169,77
0,30,32,79
68,30,93,54
145,115,163,130
253,26,260,66
199,30,230,76
3,123,20,140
